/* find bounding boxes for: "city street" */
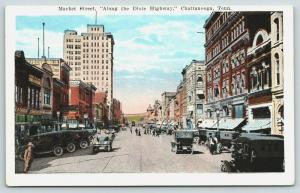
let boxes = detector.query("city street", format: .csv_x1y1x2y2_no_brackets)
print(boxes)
17,128,231,173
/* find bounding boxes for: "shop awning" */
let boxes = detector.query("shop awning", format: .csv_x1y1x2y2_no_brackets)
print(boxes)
211,118,245,130
242,119,271,131
198,119,217,129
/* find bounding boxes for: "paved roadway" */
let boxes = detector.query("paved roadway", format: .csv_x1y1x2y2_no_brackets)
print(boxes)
21,128,231,173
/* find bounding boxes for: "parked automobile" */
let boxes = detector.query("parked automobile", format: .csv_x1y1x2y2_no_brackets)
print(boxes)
17,127,93,158
220,134,284,172
92,134,113,153
218,130,240,150
166,126,174,135
171,130,195,154
160,125,168,133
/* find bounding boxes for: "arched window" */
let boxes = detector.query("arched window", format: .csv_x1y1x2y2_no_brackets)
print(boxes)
275,53,280,85
274,18,280,41
197,76,203,83
256,35,263,46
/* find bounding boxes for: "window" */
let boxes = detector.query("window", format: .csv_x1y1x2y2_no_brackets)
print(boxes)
274,18,280,41
214,85,219,98
256,35,263,46
197,104,203,114
31,88,35,107
197,76,203,83
275,53,280,85
234,105,244,118
252,107,270,119
44,89,51,105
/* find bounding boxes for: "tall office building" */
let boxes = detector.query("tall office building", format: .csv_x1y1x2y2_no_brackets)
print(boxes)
63,24,114,119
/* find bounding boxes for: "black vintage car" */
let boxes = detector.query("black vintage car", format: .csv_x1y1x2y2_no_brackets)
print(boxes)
18,128,92,158
171,130,195,154
218,130,240,151
220,134,284,172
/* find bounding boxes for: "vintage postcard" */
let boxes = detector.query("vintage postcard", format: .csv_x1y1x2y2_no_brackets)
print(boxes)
5,5,294,186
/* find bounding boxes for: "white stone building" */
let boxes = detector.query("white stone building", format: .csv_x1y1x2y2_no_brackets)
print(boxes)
184,60,206,129
271,12,284,135
63,24,114,119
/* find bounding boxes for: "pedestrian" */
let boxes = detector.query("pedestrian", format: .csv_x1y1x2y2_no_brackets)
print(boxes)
208,136,215,155
138,129,141,136
23,142,34,173
130,127,132,134
135,128,138,136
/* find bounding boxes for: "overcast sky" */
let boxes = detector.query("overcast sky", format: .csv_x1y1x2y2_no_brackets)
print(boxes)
16,14,208,114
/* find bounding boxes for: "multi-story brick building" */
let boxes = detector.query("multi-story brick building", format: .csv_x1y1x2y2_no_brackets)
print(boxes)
243,15,272,134
27,58,71,121
161,91,176,123
112,98,123,124
203,12,271,131
67,80,97,124
63,24,114,120
15,51,53,137
174,80,186,128
93,92,108,128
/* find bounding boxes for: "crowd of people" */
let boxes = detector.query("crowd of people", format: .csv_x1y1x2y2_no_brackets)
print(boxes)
129,126,161,137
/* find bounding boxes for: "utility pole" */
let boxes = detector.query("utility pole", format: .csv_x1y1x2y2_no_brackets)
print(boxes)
37,37,40,58
42,22,45,58
95,11,97,24
48,46,50,58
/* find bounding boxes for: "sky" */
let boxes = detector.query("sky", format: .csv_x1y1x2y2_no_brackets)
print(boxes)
16,14,209,114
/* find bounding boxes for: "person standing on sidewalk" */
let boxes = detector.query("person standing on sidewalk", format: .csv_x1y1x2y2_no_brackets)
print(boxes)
23,142,34,173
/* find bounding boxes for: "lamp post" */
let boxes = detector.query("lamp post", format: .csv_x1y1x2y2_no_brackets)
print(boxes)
56,111,60,123
84,113,88,129
216,109,220,131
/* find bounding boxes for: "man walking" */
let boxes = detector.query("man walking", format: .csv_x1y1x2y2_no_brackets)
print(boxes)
23,142,34,173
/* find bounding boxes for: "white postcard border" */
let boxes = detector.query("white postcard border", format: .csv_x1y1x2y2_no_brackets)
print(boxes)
5,5,294,186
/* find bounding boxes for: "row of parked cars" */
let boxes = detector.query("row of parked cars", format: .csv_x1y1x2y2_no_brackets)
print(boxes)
16,123,96,159
16,123,122,159
170,129,284,172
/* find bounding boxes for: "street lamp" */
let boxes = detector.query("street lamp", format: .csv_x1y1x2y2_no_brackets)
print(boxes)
94,117,97,129
56,111,60,123
216,109,220,131
84,113,88,129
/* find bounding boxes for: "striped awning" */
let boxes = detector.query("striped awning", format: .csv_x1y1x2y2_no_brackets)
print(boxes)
212,118,245,130
242,119,271,131
198,119,217,128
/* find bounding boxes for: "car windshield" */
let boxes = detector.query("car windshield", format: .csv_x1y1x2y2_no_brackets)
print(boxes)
175,131,193,138
97,136,109,141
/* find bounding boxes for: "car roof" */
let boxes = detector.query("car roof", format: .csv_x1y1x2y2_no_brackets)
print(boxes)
233,134,284,143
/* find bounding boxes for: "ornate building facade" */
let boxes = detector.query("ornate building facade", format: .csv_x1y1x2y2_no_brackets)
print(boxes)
203,12,271,131
271,12,284,135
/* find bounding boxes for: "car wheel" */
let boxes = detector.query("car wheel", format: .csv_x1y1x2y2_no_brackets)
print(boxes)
221,161,233,172
53,146,64,157
66,143,76,153
79,140,88,149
